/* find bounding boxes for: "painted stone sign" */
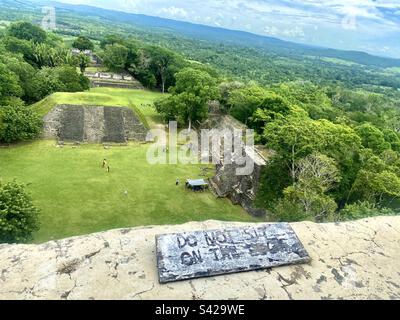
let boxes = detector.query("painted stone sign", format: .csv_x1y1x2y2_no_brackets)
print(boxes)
156,223,310,283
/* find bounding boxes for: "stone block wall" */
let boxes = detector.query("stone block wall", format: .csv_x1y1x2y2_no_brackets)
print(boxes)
43,105,149,143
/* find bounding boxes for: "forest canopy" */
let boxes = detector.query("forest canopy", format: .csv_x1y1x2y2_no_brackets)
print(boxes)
0,20,399,223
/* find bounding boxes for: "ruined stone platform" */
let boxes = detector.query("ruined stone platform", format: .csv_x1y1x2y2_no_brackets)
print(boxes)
43,105,149,143
0,217,399,300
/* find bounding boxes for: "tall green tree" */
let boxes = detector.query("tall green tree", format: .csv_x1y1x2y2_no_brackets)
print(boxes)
0,63,22,105
0,103,42,143
101,43,129,72
155,68,219,131
3,36,36,66
147,46,177,93
8,22,46,43
227,85,268,124
355,123,390,154
271,153,341,222
75,52,91,73
72,36,94,51
0,180,40,244
100,34,125,49
258,116,362,210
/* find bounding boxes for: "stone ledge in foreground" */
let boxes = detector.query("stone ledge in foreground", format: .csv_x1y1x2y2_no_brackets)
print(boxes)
0,217,399,300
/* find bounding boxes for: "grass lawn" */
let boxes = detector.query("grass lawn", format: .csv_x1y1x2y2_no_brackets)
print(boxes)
0,140,261,243
84,66,108,73
32,87,166,127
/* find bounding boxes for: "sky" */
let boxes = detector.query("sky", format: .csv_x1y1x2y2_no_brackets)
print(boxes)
55,0,400,58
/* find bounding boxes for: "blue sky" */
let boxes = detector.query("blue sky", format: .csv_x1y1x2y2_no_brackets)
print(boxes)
56,0,400,58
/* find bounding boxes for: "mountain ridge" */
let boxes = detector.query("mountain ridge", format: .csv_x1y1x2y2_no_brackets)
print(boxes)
49,0,400,67
6,0,400,67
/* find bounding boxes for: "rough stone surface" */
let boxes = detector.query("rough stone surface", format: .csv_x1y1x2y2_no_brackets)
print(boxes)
0,217,399,300
202,114,268,216
210,147,267,217
157,224,310,283
43,105,149,143
84,72,144,89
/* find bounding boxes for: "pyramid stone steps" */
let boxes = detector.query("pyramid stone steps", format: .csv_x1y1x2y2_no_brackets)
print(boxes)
43,105,149,143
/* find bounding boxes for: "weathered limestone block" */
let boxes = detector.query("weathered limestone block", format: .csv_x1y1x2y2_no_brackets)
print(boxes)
0,217,399,300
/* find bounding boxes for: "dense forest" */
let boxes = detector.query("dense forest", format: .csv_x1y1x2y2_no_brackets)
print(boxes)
2,0,400,91
0,0,399,229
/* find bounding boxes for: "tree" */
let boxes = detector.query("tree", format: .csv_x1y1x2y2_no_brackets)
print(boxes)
0,180,40,243
155,68,219,131
30,67,65,100
55,66,90,92
355,123,390,154
75,52,91,73
30,66,90,101
101,43,129,72
147,46,177,93
8,22,46,44
227,85,268,124
352,169,400,205
271,82,337,120
295,153,341,192
72,36,94,51
272,153,341,222
383,129,400,152
0,103,42,143
100,34,125,49
274,187,338,222
0,63,22,105
32,43,70,68
218,81,245,112
249,92,294,138
2,55,37,103
339,201,397,221
257,116,363,215
3,36,36,66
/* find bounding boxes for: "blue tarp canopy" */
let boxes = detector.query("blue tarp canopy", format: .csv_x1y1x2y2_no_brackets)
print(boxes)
186,179,209,187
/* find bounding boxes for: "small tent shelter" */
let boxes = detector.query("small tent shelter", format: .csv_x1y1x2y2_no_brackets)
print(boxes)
186,179,209,192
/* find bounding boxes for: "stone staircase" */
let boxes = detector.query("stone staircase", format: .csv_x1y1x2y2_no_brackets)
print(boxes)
43,105,149,143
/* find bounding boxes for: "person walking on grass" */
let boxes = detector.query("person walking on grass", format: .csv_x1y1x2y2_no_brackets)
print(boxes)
176,179,179,186
102,159,107,168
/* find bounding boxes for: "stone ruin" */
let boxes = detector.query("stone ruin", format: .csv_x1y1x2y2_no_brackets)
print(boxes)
71,49,102,67
201,112,269,217
43,105,149,143
209,146,268,217
84,72,144,90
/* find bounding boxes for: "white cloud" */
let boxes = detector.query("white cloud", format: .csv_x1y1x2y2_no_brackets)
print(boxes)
264,25,279,36
53,0,400,58
158,6,188,18
282,26,305,38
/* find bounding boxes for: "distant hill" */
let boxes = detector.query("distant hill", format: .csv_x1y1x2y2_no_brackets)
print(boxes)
43,0,400,68
1,0,400,90
2,0,399,68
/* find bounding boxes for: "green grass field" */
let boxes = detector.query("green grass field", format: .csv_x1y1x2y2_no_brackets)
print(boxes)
2,87,263,243
0,141,260,243
32,87,166,127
